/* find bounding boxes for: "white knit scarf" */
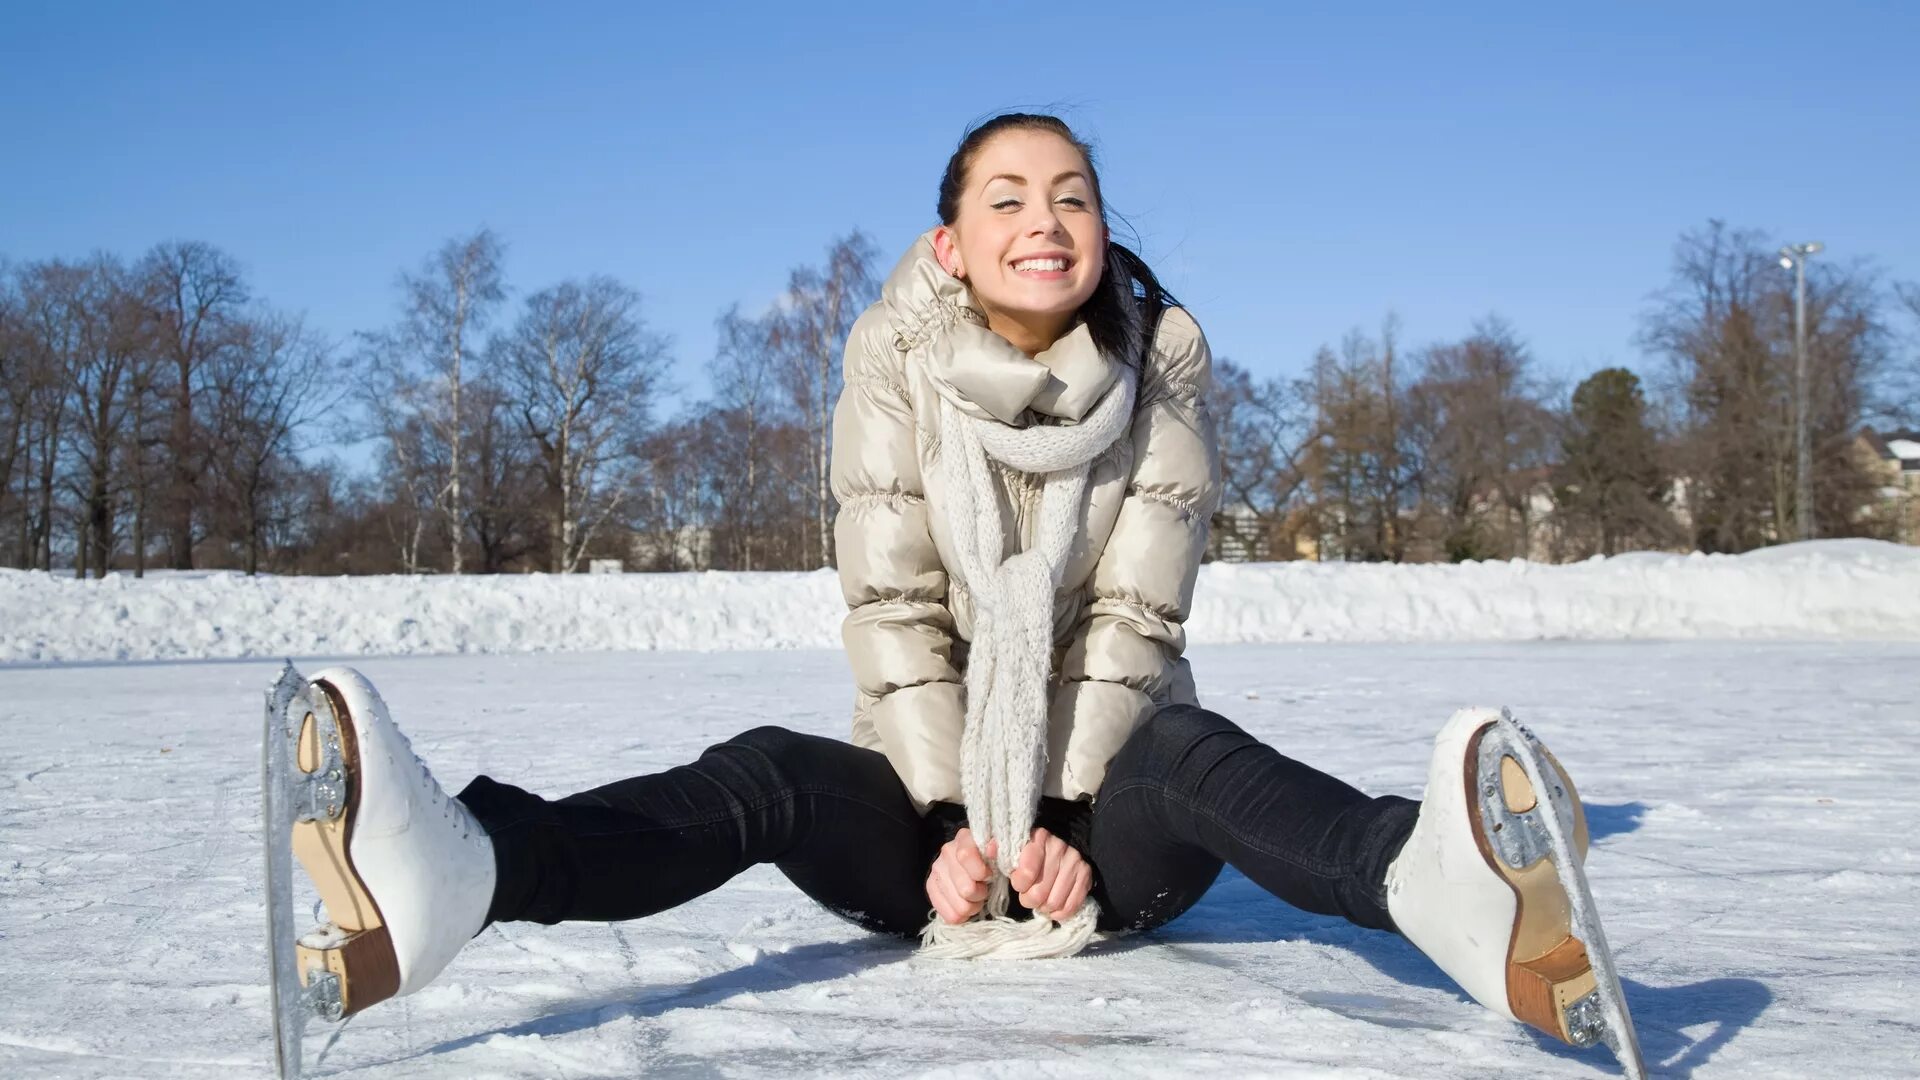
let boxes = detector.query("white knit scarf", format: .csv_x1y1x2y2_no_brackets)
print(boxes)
918,362,1137,960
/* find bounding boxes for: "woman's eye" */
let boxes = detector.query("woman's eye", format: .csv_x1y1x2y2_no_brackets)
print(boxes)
1057,196,1088,209
991,198,1022,211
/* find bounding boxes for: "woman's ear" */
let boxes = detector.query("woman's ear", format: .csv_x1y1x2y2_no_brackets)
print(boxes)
931,225,963,278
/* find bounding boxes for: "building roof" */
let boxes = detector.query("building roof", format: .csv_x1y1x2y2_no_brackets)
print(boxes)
1861,429,1920,472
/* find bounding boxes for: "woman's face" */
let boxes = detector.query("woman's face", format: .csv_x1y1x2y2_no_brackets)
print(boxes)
934,129,1107,352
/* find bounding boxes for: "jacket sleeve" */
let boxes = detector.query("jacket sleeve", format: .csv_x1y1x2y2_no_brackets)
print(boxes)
1048,307,1222,801
831,306,966,811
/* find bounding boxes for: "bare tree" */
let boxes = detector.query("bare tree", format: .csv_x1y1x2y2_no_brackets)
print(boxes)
1889,281,1920,423
12,263,81,569
463,376,541,573
0,263,29,563
1209,355,1316,560
1641,221,1894,550
373,406,438,573
120,321,170,576
139,241,248,569
205,313,336,574
631,413,716,571
773,232,878,568
369,230,507,574
495,277,669,572
1404,317,1556,560
50,257,150,576
1305,321,1423,561
710,305,790,569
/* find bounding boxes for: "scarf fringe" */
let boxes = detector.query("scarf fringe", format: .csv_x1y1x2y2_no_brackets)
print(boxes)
919,885,1102,960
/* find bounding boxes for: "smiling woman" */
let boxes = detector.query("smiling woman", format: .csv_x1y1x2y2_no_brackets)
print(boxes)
929,112,1175,364
266,111,1647,1079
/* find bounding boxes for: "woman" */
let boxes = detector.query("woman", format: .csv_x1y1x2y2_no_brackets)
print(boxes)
281,113,1634,1061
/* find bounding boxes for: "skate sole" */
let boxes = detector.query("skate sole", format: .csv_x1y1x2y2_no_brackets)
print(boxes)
1463,724,1595,1045
290,678,400,1017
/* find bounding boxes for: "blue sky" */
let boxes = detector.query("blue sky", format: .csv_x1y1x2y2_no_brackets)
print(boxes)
4,2,1915,439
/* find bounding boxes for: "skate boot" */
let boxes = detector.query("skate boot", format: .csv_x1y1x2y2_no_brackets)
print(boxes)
1384,708,1645,1078
271,665,495,1022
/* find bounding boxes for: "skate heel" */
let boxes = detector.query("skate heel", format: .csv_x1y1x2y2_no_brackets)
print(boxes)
1468,727,1599,1045
296,923,400,1019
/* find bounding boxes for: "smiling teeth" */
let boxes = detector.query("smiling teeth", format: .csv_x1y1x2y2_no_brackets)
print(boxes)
1013,258,1067,272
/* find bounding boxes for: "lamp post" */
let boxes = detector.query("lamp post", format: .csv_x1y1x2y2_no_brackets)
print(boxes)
1779,241,1823,542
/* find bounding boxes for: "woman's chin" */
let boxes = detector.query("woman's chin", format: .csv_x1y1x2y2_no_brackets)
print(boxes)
981,290,1092,323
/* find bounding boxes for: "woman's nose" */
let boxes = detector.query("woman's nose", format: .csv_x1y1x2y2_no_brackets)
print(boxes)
1027,207,1065,238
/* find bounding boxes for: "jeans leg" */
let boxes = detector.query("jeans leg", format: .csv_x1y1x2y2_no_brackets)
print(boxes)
1090,705,1418,933
457,726,935,936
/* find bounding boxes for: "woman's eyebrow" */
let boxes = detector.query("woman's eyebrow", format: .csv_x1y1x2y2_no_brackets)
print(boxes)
984,171,1090,187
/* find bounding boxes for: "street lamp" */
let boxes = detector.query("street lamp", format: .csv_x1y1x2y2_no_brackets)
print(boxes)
1779,241,1823,542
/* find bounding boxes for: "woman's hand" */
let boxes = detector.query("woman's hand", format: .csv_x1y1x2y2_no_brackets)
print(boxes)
926,827,998,925
1009,827,1093,922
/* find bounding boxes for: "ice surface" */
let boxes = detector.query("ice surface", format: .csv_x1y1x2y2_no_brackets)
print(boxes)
3,539,1917,664
3,642,1916,1078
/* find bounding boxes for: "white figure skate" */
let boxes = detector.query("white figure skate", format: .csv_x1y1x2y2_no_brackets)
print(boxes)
262,664,495,1079
1386,707,1645,1079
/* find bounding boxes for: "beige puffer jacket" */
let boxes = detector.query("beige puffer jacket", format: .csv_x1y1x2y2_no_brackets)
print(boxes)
830,230,1221,810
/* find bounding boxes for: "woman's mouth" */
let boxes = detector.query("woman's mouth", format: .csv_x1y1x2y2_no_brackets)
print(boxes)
1010,256,1072,280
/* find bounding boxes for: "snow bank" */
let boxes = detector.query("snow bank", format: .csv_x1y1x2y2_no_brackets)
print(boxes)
3,540,1916,664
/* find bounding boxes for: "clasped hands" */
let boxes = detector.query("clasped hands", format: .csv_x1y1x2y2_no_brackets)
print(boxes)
925,826,1093,925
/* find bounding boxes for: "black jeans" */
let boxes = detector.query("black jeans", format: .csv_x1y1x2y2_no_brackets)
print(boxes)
458,704,1419,937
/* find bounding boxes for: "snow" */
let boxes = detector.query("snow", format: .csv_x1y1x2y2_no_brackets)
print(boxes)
1886,438,1920,460
3,644,1918,1077
4,539,1918,665
3,541,1919,1077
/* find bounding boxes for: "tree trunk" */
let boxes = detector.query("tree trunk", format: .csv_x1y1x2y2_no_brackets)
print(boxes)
35,431,56,571
88,465,112,578
168,365,194,569
132,477,146,577
448,308,464,575
245,489,260,576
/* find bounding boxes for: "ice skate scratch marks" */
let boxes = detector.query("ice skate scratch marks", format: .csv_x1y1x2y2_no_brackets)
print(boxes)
492,922,594,990
129,773,230,937
610,925,641,979
0,1032,250,1068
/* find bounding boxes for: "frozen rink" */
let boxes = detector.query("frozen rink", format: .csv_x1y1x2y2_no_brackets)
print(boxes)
3,641,1916,1079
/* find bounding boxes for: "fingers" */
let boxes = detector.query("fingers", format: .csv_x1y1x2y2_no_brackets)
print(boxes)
926,866,967,924
1046,854,1089,917
939,851,988,904
1019,833,1070,913
1010,828,1048,894
952,828,991,883
929,829,999,925
935,826,1097,926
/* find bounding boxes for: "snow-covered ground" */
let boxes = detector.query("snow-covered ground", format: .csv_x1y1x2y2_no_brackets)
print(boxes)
4,539,1918,664
3,640,1917,1079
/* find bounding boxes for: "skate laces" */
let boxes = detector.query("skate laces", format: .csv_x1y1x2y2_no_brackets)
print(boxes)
388,721,470,837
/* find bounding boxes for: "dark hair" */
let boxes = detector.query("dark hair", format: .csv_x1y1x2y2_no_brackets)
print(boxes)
937,112,1177,367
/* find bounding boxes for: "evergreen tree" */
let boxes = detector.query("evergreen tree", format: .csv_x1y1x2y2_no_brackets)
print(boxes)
1554,367,1672,555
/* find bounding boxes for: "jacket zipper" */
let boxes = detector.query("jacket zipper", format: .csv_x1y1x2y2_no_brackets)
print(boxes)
1012,469,1041,551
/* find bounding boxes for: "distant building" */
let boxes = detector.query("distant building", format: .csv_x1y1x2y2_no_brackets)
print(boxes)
628,525,713,571
1461,467,1562,561
1854,428,1920,544
1208,503,1320,562
1208,502,1268,562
